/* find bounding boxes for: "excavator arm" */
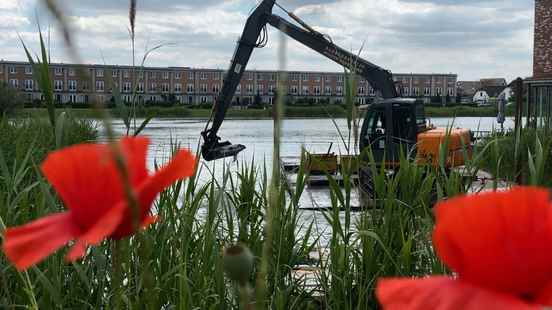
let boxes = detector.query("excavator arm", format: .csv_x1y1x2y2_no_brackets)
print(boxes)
201,0,398,161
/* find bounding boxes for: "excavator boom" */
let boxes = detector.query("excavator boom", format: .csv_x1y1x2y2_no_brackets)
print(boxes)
201,0,398,161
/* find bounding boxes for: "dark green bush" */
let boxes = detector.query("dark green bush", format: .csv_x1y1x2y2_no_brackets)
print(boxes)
0,82,23,116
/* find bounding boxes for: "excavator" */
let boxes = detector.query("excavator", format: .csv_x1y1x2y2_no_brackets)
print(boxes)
200,0,472,186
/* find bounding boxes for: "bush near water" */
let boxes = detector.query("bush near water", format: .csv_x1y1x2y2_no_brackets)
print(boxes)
16,103,514,119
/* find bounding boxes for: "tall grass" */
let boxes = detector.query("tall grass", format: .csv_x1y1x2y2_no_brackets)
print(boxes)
5,1,551,309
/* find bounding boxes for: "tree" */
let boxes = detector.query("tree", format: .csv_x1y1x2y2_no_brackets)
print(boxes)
0,82,22,116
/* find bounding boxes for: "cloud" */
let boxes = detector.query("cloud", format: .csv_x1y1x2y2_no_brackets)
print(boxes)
0,0,535,81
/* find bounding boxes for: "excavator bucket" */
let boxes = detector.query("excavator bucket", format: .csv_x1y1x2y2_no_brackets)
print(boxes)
202,141,246,161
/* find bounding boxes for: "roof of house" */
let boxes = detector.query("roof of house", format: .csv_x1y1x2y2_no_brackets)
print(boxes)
477,86,507,98
480,78,507,87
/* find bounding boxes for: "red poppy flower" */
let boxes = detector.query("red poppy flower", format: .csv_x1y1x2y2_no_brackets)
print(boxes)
2,136,196,271
377,187,552,309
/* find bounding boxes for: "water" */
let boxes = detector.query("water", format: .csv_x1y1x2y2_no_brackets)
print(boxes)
107,116,511,204
109,116,513,168
102,116,510,246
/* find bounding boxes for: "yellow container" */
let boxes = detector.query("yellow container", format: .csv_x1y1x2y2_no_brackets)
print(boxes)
339,155,359,172
307,153,338,174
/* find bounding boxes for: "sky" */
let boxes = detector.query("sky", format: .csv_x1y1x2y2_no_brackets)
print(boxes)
0,0,535,81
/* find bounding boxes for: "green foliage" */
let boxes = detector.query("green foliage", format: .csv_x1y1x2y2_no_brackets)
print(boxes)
477,128,552,186
20,28,56,132
0,82,23,116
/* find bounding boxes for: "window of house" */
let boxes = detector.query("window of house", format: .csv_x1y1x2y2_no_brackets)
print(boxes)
162,83,170,92
69,80,77,91
162,72,169,80
112,70,118,78
325,86,332,95
24,79,33,90
96,69,104,78
25,66,32,75
436,87,442,95
148,71,156,79
247,73,253,81
269,85,275,94
9,66,16,74
325,75,331,83
137,82,144,93
175,72,181,79
187,84,194,92
188,71,194,79
123,82,132,93
150,83,156,91
212,84,220,93
337,75,344,83
123,70,130,79
54,67,63,76
336,86,343,95
201,72,208,80
54,80,63,91
200,84,208,93
9,79,18,89
302,74,308,82
236,85,241,94
448,88,454,96
358,87,365,95
424,87,431,96
175,83,182,93
246,84,253,94
257,84,264,94
96,81,104,92
290,85,298,94
402,87,409,96
302,85,309,95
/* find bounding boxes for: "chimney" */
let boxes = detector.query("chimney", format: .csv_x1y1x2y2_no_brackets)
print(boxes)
533,0,552,79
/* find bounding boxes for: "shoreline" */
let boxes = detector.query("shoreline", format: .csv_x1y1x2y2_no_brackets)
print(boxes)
15,105,513,119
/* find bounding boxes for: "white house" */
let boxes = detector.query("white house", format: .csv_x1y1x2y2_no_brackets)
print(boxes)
473,86,511,106
473,90,491,106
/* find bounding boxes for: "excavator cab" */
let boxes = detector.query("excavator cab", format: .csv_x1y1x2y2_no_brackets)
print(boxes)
360,98,427,164
360,98,472,168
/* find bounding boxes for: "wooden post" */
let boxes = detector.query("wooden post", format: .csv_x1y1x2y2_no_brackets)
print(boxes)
514,78,523,133
514,78,524,185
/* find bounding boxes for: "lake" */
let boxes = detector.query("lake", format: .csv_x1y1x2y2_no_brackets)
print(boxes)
109,116,512,167
105,116,511,244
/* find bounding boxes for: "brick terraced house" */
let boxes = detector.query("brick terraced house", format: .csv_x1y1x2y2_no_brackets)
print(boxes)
0,60,457,106
526,0,552,121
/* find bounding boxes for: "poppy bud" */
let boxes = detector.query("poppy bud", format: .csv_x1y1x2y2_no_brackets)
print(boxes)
223,244,254,285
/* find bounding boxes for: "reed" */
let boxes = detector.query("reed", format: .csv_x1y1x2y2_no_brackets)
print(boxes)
3,1,551,309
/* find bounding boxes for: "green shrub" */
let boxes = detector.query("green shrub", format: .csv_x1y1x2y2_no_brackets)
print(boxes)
0,82,23,116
